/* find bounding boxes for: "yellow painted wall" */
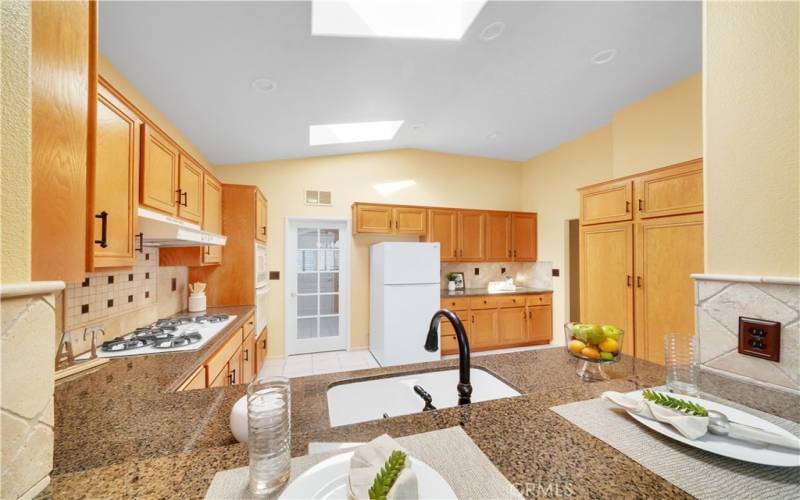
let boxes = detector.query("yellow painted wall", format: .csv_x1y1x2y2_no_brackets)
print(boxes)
1,0,32,284
98,54,213,168
704,1,799,277
520,125,614,344
613,73,703,178
215,149,521,356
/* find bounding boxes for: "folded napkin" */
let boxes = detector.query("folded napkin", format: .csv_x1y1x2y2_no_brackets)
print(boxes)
602,391,709,440
348,434,419,500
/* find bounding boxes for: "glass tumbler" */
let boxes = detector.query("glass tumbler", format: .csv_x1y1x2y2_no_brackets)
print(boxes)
247,376,291,496
664,333,699,396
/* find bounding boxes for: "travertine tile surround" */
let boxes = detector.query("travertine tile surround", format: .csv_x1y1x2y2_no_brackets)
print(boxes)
694,274,799,392
440,261,553,290
1,281,63,499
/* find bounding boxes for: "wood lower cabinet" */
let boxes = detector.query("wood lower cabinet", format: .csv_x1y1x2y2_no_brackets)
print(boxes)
209,365,230,388
241,331,256,385
255,191,268,242
140,124,179,215
470,309,499,349
497,307,527,344
580,179,633,225
527,305,553,343
428,209,458,261
177,154,204,223
439,309,470,355
511,213,537,261
485,212,511,260
255,329,268,375
90,82,141,269
179,366,206,391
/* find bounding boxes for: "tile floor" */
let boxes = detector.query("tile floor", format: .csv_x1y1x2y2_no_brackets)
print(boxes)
258,344,556,379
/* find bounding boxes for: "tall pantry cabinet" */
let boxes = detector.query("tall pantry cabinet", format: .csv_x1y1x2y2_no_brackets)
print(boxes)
578,159,704,365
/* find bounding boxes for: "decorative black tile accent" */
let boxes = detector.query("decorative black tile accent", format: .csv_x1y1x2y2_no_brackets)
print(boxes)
145,253,150,261
128,295,133,303
81,304,89,314
107,299,114,308
145,272,150,279
108,276,114,284
82,278,90,287
128,273,134,281
171,278,177,292
269,271,280,280
145,291,150,299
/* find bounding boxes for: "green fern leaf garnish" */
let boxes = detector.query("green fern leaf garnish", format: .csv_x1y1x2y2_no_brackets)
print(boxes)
642,389,708,417
368,450,407,500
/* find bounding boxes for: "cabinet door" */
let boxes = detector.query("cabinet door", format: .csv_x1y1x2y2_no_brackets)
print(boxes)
527,305,552,343
141,124,179,215
470,309,498,349
177,155,203,223
636,160,703,219
91,84,140,269
202,175,222,264
179,367,207,391
635,214,704,364
393,207,426,235
439,310,470,355
241,333,256,385
579,222,634,355
228,346,243,385
458,211,486,261
255,192,267,242
497,307,527,344
209,363,229,388
580,179,633,225
255,330,268,374
485,212,511,261
353,204,393,234
428,209,458,261
511,213,537,261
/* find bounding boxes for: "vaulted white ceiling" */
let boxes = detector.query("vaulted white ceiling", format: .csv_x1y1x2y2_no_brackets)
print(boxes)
99,1,701,164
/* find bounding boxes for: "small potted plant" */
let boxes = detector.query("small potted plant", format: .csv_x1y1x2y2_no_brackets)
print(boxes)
446,272,458,291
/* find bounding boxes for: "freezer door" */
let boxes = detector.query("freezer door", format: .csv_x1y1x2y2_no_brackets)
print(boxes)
379,242,441,285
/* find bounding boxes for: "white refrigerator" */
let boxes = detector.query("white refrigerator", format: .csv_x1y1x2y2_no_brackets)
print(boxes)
370,242,441,367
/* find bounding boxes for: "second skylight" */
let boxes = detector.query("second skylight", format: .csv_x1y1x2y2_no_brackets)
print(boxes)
309,120,404,146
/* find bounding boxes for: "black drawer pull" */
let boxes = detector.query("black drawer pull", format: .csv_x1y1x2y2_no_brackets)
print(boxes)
95,211,108,248
136,232,144,253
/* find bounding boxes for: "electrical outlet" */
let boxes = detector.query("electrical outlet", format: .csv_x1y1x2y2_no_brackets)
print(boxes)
474,267,479,276
500,267,506,275
552,268,560,277
738,316,781,362
171,278,177,292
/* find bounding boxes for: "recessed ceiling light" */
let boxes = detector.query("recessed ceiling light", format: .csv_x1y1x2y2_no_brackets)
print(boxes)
411,123,426,133
251,78,277,93
479,21,505,42
311,0,487,40
487,132,499,140
590,49,618,65
309,120,404,146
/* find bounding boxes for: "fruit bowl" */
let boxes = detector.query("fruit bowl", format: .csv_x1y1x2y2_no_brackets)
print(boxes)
564,322,624,381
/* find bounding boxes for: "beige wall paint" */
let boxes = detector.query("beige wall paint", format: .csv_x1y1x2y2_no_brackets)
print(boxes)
98,54,213,169
613,73,702,178
215,149,521,356
704,1,799,277
520,125,614,345
1,0,32,284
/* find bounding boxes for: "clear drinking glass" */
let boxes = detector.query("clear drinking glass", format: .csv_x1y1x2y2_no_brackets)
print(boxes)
248,376,291,496
664,333,699,396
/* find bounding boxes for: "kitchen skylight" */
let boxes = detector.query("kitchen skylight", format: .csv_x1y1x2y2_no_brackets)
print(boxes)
309,120,404,146
311,0,487,40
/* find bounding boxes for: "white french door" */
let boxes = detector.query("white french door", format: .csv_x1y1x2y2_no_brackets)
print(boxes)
285,218,349,355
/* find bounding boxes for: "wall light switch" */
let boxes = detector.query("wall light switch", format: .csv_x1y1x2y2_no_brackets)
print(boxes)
738,316,781,362
552,268,560,277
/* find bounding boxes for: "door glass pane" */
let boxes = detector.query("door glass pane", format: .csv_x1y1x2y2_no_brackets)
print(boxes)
298,228,318,249
320,294,339,315
297,250,318,272
297,273,318,294
298,318,318,339
320,316,339,338
320,228,339,248
319,273,339,293
321,250,339,271
297,295,318,317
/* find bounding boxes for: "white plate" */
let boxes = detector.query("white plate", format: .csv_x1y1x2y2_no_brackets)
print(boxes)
278,451,457,499
625,390,800,467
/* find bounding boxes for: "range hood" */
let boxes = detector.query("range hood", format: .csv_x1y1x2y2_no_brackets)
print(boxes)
137,207,227,247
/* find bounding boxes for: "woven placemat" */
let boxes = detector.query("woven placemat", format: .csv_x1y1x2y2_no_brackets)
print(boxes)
551,390,800,499
205,426,522,499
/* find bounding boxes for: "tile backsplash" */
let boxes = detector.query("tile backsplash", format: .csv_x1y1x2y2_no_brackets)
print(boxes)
441,261,553,290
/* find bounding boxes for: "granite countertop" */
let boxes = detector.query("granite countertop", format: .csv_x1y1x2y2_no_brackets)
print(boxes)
441,286,553,297
48,338,800,499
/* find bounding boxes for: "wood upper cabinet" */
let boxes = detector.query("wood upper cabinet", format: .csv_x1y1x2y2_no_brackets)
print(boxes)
485,212,511,260
459,211,486,261
90,83,141,269
635,160,703,219
497,306,527,344
202,175,222,264
177,155,203,223
635,214,704,364
579,222,635,355
511,213,537,261
580,179,633,225
527,305,553,343
428,209,458,261
353,204,393,233
255,191,268,242
141,124,179,215
393,207,426,235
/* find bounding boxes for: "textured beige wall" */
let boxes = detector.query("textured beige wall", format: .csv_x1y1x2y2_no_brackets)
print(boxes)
704,1,800,277
99,54,213,168
1,0,32,284
520,125,614,345
215,149,522,356
612,73,702,178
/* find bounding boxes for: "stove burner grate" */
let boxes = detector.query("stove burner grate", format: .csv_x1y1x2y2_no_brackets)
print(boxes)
152,332,202,349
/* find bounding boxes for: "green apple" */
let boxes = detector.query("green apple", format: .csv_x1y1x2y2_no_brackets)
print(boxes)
601,325,622,342
584,324,605,345
600,351,615,361
571,323,588,343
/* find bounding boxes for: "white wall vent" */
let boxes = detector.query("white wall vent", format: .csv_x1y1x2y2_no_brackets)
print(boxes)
305,189,332,206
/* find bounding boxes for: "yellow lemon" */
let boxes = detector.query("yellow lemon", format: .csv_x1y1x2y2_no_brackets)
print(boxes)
599,337,619,354
568,339,586,354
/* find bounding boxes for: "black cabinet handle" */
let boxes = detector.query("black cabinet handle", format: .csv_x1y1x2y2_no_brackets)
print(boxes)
637,276,643,288
261,226,266,235
261,339,267,349
627,275,632,287
181,191,188,207
625,201,631,212
229,369,236,385
136,232,144,253
94,211,108,248
638,199,644,211
243,349,249,361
